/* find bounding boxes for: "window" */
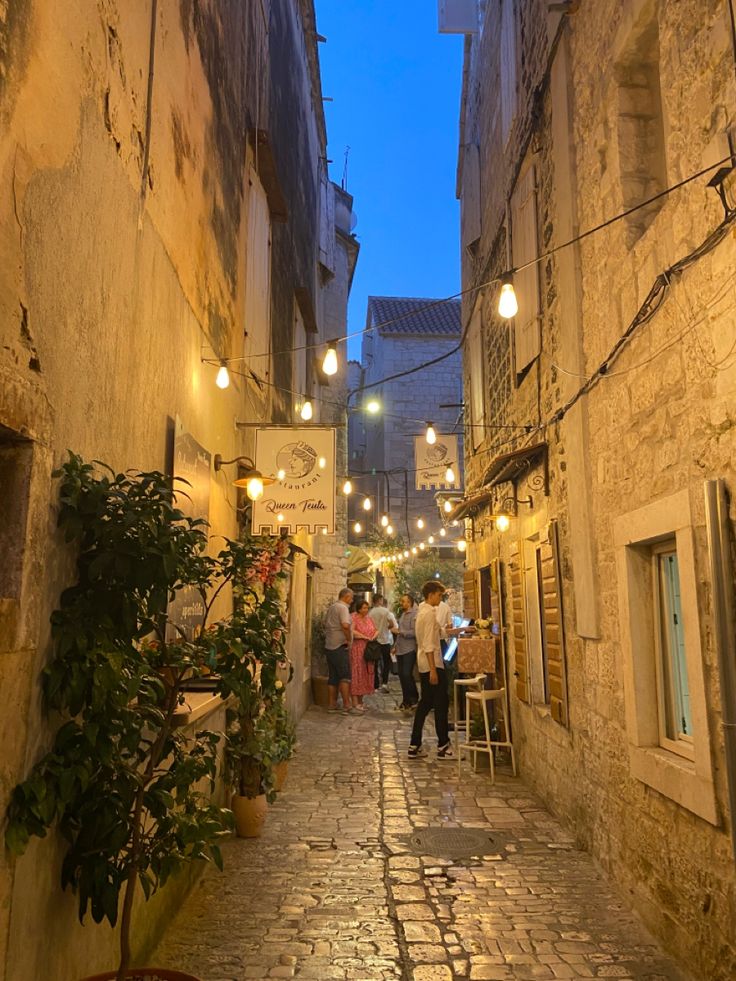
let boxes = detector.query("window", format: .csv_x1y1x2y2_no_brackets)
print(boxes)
614,6,667,246
510,163,541,379
292,303,314,422
244,167,271,377
461,142,481,254
319,177,336,276
500,0,517,143
653,544,693,758
467,303,485,450
614,490,717,824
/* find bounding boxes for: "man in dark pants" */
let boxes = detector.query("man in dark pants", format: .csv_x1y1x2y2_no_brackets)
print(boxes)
323,587,354,714
408,581,453,760
368,594,397,692
395,593,419,709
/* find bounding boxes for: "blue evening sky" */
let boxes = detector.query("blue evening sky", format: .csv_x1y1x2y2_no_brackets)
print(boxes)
315,1,464,361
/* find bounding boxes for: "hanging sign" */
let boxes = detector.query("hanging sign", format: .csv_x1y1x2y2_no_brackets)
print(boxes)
414,433,461,490
253,427,336,535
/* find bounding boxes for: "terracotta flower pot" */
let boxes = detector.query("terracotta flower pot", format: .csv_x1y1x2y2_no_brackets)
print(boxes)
231,793,268,837
273,760,289,792
81,969,201,980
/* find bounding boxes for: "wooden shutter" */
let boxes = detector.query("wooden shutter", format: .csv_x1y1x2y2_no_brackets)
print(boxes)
500,0,517,142
461,142,481,250
539,520,568,726
508,540,530,703
510,163,540,376
463,569,477,620
245,168,271,364
319,178,336,275
467,305,485,450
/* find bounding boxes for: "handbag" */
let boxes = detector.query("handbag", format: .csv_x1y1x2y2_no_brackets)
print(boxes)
363,640,383,663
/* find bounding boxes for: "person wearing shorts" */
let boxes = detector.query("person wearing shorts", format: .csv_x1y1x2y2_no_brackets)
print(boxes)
324,587,354,714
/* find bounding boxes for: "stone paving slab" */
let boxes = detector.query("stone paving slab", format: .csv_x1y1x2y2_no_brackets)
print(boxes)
153,684,689,981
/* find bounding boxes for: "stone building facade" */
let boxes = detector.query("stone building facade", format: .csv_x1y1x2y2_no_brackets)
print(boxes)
0,1,353,977
349,296,464,549
450,0,736,977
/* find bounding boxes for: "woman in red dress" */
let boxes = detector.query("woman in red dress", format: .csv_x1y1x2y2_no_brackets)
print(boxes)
350,599,377,712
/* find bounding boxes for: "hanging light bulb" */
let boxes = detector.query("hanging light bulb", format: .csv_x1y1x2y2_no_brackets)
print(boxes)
245,475,264,501
457,539,467,552
300,399,314,421
354,521,362,534
277,469,286,480
498,274,519,319
452,519,459,527
417,518,425,529
365,398,381,415
428,535,435,544
495,514,511,532
445,466,456,485
276,513,284,523
425,422,437,445
322,342,338,376
403,550,410,558
380,514,389,527
342,479,353,495
362,496,372,511
386,524,394,536
443,500,452,513
419,542,425,550
318,456,326,469
439,528,447,537
411,547,418,555
215,361,230,389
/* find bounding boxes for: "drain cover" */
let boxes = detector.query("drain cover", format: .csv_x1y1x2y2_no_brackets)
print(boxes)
406,827,503,859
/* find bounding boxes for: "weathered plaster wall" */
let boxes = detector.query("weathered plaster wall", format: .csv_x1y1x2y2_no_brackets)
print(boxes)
459,0,736,976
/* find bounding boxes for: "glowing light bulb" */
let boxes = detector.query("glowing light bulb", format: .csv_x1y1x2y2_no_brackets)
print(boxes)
428,535,435,544
216,362,230,389
342,479,353,495
354,521,362,534
495,514,511,532
277,513,284,523
366,399,381,415
277,469,286,480
457,539,467,552
445,466,456,484
380,514,389,527
498,280,519,319
403,550,410,558
386,524,394,536
443,500,452,513
322,343,338,376
318,457,326,469
300,399,313,421
246,476,264,501
425,422,437,445
439,528,446,537
362,497,372,511
452,519,459,527
419,542,425,550
411,547,418,555
417,518,425,529
321,527,327,535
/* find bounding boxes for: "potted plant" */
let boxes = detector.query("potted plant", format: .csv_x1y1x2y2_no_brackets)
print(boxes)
310,612,330,708
4,456,281,981
268,697,297,792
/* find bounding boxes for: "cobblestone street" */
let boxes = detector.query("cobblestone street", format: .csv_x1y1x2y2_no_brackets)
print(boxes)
154,688,688,981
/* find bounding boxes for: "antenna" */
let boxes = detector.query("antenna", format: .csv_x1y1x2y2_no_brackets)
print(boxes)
342,145,351,191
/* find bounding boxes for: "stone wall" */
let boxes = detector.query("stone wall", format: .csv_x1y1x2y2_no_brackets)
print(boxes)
458,0,736,977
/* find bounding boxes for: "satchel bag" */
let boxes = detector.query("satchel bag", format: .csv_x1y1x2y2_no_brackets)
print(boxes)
363,640,383,663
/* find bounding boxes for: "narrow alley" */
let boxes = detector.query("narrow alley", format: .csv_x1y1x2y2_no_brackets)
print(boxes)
154,690,687,981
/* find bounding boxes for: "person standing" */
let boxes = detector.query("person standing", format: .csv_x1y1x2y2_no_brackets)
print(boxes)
323,587,353,714
435,594,454,656
368,594,397,693
349,599,377,712
394,594,419,710
408,580,453,759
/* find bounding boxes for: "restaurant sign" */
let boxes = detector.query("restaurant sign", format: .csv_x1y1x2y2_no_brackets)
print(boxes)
252,427,336,535
414,433,461,490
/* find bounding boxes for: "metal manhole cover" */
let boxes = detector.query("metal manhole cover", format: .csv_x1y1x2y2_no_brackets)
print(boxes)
406,827,504,859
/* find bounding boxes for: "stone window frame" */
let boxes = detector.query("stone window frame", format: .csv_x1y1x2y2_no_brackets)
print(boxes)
613,489,718,825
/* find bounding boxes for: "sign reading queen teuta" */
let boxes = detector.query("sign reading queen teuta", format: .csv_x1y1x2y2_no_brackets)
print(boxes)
253,427,336,535
414,433,461,491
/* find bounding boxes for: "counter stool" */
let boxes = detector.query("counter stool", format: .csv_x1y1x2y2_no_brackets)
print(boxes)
452,674,485,772
459,686,517,783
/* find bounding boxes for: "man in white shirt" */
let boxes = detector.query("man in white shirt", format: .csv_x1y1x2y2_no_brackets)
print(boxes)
323,588,354,714
368,594,398,692
408,581,453,760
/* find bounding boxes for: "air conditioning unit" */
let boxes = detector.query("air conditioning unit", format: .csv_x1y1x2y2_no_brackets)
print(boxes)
438,0,478,34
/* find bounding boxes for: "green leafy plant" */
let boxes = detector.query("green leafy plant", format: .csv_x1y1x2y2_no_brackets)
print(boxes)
310,611,328,677
3,455,288,980
267,696,297,765
393,554,464,601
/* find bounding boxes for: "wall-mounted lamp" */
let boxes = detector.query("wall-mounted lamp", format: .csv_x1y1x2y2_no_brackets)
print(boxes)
213,454,275,502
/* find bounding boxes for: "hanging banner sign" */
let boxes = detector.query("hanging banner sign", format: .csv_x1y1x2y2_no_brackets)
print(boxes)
414,433,461,490
253,427,336,535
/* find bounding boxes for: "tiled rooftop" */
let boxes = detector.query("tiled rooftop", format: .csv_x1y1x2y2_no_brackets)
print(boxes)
367,295,461,335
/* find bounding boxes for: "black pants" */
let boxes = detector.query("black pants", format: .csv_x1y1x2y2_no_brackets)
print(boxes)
397,650,419,706
410,668,449,748
374,643,393,688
